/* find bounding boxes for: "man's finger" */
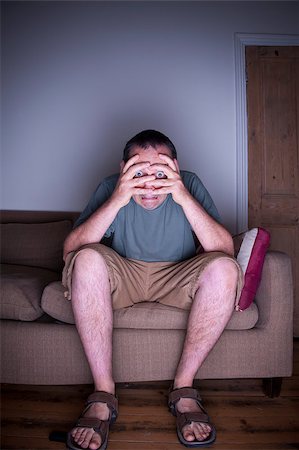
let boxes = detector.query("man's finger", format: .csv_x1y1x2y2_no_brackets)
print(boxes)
149,187,172,195
132,187,156,195
158,154,177,171
125,162,151,179
148,163,174,178
131,175,156,185
145,179,174,188
122,155,140,174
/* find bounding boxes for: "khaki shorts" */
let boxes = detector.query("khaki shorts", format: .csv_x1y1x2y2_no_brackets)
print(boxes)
62,244,244,311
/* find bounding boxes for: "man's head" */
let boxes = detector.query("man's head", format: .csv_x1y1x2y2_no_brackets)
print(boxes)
122,130,177,163
121,130,179,210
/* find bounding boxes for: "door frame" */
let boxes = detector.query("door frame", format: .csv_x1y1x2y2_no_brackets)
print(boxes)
234,33,299,233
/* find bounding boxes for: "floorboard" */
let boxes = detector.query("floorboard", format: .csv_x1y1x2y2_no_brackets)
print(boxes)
1,341,299,450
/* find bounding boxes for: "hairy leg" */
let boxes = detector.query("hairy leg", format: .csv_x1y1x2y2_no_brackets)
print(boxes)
173,259,239,443
70,248,114,449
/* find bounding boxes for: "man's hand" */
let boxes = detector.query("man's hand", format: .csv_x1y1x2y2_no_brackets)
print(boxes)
110,155,157,208
144,154,189,206
145,154,234,255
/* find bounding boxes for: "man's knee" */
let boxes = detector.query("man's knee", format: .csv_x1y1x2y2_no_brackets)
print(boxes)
73,246,108,274
199,257,239,290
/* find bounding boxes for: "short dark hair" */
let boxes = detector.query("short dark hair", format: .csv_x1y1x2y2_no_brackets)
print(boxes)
123,130,177,162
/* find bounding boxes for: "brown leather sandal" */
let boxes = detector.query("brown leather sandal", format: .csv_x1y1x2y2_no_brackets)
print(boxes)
67,391,118,450
168,387,216,448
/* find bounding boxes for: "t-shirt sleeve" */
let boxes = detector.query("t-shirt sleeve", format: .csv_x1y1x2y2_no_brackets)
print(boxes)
74,175,118,237
183,172,222,223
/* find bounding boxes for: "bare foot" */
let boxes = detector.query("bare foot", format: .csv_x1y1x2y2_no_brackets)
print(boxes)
71,401,110,449
176,397,212,443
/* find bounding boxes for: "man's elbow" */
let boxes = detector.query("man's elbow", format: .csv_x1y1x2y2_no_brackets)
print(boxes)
63,234,73,262
63,243,69,262
205,239,234,256
223,235,234,256
212,234,234,256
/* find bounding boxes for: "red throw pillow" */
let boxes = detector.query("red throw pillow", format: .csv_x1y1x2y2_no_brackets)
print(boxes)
236,227,270,311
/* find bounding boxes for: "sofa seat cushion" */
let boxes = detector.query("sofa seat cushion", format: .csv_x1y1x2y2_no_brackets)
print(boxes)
1,264,60,321
42,281,259,330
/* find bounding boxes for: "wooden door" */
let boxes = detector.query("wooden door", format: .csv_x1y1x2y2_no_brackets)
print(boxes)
246,46,299,336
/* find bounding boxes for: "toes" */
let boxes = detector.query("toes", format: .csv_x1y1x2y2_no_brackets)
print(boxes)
71,427,102,449
79,429,94,448
89,433,103,450
76,428,89,447
183,422,212,442
194,423,211,441
71,427,85,442
71,426,79,438
183,426,196,442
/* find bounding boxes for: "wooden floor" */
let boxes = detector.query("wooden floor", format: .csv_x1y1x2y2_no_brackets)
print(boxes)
1,341,299,450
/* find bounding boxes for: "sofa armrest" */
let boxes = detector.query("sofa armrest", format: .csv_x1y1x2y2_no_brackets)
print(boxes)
255,251,293,332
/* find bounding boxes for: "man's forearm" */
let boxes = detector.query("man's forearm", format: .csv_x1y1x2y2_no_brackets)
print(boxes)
63,196,122,260
63,156,158,260
180,191,234,256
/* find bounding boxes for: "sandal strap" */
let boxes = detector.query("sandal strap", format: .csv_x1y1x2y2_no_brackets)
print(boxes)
86,391,118,410
177,411,209,431
76,417,106,430
168,387,202,408
85,391,118,422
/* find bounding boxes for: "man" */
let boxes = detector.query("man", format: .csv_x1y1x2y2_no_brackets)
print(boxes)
63,130,243,450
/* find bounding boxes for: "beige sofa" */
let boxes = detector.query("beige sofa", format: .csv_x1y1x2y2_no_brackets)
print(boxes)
0,210,294,397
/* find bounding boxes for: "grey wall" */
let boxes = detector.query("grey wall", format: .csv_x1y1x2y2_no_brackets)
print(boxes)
1,1,298,232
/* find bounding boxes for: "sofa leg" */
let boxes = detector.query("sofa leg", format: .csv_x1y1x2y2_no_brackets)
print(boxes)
262,377,282,398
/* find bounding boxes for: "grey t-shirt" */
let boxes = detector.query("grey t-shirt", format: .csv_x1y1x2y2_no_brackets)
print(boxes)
75,170,221,262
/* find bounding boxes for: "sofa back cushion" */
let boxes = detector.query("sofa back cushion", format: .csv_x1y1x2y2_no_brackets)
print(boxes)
235,227,270,311
1,221,72,272
1,264,59,321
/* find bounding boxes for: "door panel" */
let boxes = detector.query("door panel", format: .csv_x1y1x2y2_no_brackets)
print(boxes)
246,46,299,335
